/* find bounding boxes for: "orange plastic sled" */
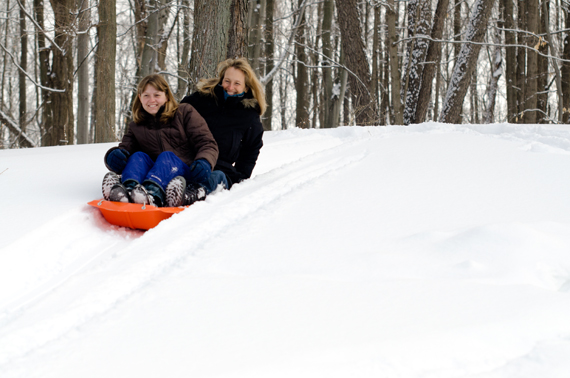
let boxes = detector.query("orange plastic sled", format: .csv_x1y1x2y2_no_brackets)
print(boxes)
88,199,187,230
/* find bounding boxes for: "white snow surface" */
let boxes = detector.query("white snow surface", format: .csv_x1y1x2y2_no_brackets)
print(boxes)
2,123,570,377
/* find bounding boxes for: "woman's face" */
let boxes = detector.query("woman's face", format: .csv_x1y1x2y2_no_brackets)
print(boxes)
222,67,246,95
139,84,167,115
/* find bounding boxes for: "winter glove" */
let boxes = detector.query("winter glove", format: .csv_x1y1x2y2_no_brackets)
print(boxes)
188,159,212,184
106,148,130,173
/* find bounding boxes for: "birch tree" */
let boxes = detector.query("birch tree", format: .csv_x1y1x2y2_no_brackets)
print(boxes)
439,0,495,124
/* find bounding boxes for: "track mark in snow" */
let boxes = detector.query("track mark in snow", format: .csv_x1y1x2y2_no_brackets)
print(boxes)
0,136,368,369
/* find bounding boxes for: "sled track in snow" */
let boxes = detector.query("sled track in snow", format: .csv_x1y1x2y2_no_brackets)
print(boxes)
0,135,368,370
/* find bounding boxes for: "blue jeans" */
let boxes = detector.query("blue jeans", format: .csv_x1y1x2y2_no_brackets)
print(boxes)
122,151,227,194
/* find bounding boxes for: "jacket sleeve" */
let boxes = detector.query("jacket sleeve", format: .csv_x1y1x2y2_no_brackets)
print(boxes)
234,115,263,182
181,104,219,169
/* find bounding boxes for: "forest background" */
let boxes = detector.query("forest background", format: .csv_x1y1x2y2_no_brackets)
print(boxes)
1,0,569,149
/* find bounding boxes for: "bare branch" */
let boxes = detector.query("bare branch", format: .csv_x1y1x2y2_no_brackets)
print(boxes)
0,41,66,92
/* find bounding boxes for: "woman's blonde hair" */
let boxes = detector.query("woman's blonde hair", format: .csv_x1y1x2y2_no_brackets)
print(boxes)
132,74,179,124
196,58,266,115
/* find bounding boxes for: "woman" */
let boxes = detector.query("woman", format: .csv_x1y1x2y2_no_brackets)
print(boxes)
102,74,224,207
166,58,265,207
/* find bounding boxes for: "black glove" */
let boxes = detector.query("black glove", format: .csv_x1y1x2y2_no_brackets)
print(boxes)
106,148,130,173
188,159,212,184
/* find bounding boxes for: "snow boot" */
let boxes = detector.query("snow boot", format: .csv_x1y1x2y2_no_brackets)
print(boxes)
109,179,137,203
165,176,186,207
102,171,121,201
181,182,207,206
131,181,165,207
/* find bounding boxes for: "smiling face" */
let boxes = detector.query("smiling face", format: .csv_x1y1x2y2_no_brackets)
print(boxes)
139,84,167,115
222,67,246,96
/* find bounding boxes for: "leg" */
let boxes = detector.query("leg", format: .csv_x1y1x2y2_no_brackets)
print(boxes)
144,151,190,191
200,170,228,194
122,151,154,185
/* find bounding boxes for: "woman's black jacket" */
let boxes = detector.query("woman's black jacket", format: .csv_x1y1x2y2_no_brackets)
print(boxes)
180,85,263,188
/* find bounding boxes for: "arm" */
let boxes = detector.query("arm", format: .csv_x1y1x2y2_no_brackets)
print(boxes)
234,115,263,182
181,104,219,170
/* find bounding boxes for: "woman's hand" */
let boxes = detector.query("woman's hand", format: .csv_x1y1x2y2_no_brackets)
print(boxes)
188,159,212,184
106,148,131,173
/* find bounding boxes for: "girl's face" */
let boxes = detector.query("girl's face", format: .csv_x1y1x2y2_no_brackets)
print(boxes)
222,67,246,95
139,84,167,115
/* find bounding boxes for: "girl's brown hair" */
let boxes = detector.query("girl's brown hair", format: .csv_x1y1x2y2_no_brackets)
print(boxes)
196,58,266,115
132,74,179,124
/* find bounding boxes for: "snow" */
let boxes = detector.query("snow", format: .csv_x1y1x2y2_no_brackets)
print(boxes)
2,123,570,377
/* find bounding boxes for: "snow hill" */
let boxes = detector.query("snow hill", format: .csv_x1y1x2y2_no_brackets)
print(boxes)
1,123,570,377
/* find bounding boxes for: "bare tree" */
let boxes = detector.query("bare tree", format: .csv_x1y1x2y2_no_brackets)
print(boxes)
402,0,432,125
439,0,495,124
94,0,116,143
386,0,403,125
334,0,374,124
76,0,90,144
187,0,232,93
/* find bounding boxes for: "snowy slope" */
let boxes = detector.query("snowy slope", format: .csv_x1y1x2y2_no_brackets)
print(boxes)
1,123,570,377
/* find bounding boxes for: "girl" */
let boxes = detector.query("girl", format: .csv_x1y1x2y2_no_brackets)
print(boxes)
165,58,265,207
102,74,224,207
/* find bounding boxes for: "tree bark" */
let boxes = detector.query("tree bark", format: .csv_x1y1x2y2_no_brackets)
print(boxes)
562,9,570,123
334,0,374,125
413,0,449,124
176,0,191,98
140,0,159,78
227,0,248,59
43,0,75,146
321,0,334,128
262,0,274,130
523,0,538,123
484,24,502,123
386,0,403,124
19,0,31,147
76,0,90,144
94,0,116,143
402,0,432,125
295,0,309,128
502,0,517,122
187,0,232,93
439,0,495,124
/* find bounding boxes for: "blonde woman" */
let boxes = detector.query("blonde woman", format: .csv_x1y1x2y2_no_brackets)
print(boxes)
102,74,221,207
166,58,265,207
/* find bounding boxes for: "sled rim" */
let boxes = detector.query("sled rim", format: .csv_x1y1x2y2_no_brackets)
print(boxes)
88,199,187,230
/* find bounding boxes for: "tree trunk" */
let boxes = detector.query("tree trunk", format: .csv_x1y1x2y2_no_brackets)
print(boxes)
34,0,51,145
334,0,374,124
18,0,31,147
371,5,380,123
439,0,495,124
562,9,570,123
187,0,232,93
413,0,449,124
295,0,309,128
156,0,172,72
515,0,526,122
140,0,159,78
44,0,76,146
402,0,432,125
176,0,191,99
321,0,334,128
386,0,403,124
523,0,538,123
94,0,116,143
227,0,249,59
484,23,502,123
262,0,274,130
76,0,90,144
502,0,517,122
